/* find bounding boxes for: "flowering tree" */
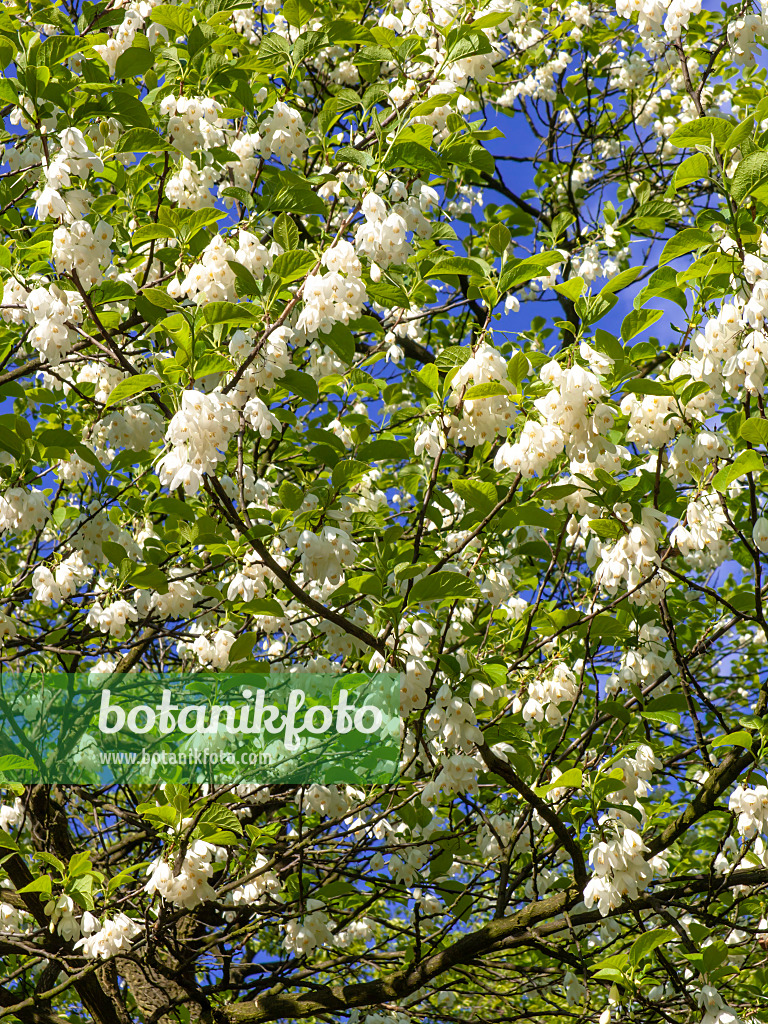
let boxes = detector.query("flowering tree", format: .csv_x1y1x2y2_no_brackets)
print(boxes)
3,0,768,1022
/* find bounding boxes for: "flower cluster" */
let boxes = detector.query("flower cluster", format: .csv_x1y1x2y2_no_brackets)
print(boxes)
607,624,677,698
32,551,90,606
169,231,273,305
190,628,237,670
298,526,358,585
355,192,413,270
74,912,142,959
160,95,226,155
729,785,768,839
95,3,167,74
52,220,113,289
447,342,517,447
0,488,49,533
583,828,657,916
230,854,281,906
39,127,103,219
495,360,609,477
145,839,219,910
22,284,83,365
257,100,309,164
158,389,240,496
615,0,703,50
86,597,139,638
670,493,731,570
588,507,666,606
283,900,334,955
296,241,367,335
514,663,580,727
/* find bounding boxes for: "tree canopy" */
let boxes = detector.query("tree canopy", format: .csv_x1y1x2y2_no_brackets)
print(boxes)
1,0,768,1023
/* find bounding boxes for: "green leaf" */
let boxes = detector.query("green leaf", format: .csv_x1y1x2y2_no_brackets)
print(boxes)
739,418,768,446
114,46,154,79
675,252,741,286
128,565,168,593
445,25,492,63
357,438,408,461
199,803,243,834
0,755,35,774
0,425,23,459
451,478,496,515
366,280,409,308
680,380,711,406
580,292,617,326
730,151,768,204
634,266,688,312
623,378,673,397
554,277,585,301
621,308,663,342
187,22,218,57
67,873,95,911
259,183,326,215
336,145,373,168
38,34,91,66
18,875,52,897
599,266,643,295
332,459,368,491
108,89,153,129
271,249,317,283
464,382,510,399
239,598,285,616
407,571,481,606
425,256,491,280
673,152,709,189
150,3,195,35
508,351,529,387
228,631,260,663
105,374,161,407
194,353,234,379
499,253,561,291
253,32,291,68
385,141,444,176
711,730,753,750
632,201,678,223
669,117,733,150
0,829,18,851
325,323,355,364
203,302,258,326
589,519,624,540
327,21,377,44
629,929,679,966
283,0,314,27
659,228,712,266
415,364,439,394
281,369,318,404
113,127,177,154
220,186,255,210
641,709,680,726
227,261,261,298
726,116,754,153
533,767,582,796
488,223,511,255
278,481,304,511
0,79,17,106
712,449,764,492
436,346,470,371
273,213,299,251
